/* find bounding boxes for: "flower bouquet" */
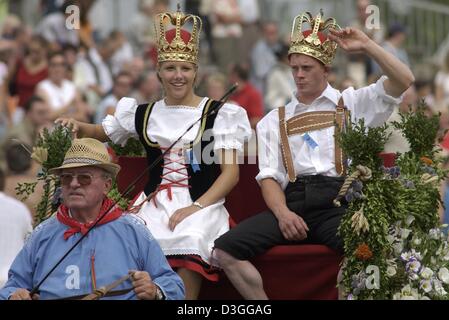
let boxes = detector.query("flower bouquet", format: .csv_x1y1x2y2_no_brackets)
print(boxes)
338,102,449,300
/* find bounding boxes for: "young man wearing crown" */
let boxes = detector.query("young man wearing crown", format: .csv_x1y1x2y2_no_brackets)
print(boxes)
0,138,185,300
213,12,415,299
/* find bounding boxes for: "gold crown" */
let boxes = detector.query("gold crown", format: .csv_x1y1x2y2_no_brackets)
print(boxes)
288,11,340,65
155,5,202,65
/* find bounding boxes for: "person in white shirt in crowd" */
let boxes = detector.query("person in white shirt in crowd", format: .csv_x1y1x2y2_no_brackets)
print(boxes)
73,43,114,110
434,51,449,112
128,0,169,58
0,41,12,138
237,0,260,63
213,11,415,299
264,43,295,113
250,21,283,94
210,0,243,73
347,0,385,87
36,0,80,51
35,52,89,121
0,168,33,288
107,31,134,77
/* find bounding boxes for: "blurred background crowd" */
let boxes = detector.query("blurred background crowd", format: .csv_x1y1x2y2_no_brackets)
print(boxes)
0,0,449,227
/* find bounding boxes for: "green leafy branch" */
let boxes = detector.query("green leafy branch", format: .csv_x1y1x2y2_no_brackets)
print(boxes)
336,118,391,176
392,101,441,158
18,125,72,226
108,138,145,157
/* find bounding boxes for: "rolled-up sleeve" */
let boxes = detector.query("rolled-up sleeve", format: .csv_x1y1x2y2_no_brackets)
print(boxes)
102,97,140,146
345,76,403,127
255,110,288,188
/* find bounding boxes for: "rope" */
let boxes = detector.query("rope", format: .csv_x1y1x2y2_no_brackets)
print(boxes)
81,271,135,300
333,165,372,207
45,176,57,219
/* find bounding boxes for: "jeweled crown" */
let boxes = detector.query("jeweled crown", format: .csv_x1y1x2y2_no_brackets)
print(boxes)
288,10,340,65
155,5,202,65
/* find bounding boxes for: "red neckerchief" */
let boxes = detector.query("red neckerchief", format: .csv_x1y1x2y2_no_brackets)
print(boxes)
57,197,123,240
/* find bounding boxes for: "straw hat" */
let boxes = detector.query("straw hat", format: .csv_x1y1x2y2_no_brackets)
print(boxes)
49,138,121,177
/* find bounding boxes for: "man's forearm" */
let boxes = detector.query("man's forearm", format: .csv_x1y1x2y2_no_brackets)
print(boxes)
364,39,415,97
260,178,289,219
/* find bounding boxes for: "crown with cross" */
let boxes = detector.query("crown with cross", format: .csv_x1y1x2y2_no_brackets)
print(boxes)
288,10,340,65
155,4,202,65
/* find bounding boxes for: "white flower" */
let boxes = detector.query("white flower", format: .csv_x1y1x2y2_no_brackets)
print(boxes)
420,295,431,300
386,266,397,277
393,292,402,300
443,251,449,261
386,234,395,244
386,258,397,266
401,228,412,239
409,273,420,281
420,280,433,293
401,284,419,298
420,267,434,280
407,259,421,273
429,228,440,240
438,267,449,284
401,251,411,262
411,249,422,261
433,279,448,296
393,242,404,255
431,257,437,265
405,215,415,226
413,237,422,246
401,284,412,294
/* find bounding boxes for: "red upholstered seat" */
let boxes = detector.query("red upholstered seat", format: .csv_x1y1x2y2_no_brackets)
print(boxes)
116,154,395,299
116,156,341,299
200,156,341,300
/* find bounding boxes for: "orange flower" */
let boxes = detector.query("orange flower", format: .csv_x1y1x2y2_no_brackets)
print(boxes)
420,156,433,166
355,243,373,261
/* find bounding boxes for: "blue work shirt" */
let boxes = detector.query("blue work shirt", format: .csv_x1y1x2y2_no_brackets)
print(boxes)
0,214,185,300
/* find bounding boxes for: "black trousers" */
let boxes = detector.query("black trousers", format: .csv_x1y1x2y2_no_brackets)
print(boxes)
214,175,347,260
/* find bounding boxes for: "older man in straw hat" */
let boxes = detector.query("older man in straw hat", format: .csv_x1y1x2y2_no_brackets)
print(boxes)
0,138,185,300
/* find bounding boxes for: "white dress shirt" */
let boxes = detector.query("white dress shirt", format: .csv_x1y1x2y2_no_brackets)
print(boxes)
0,192,32,288
36,79,77,111
256,76,402,189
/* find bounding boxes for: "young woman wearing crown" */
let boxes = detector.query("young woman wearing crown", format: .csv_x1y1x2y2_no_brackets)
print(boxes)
56,8,252,299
